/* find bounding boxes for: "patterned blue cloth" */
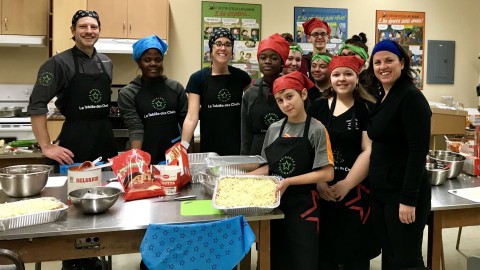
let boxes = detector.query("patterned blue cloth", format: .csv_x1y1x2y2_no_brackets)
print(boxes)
140,216,255,270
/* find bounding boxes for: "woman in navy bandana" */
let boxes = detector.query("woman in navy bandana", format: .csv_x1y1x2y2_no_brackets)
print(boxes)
181,27,251,155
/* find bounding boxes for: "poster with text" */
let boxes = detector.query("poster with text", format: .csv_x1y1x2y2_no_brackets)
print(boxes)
376,10,425,89
201,1,261,78
293,7,348,55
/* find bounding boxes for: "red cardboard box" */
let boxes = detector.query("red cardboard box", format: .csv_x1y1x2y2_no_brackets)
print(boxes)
165,142,192,187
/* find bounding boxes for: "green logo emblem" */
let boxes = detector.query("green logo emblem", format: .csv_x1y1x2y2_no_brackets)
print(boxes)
152,97,166,111
279,156,295,175
217,89,231,103
264,113,279,126
38,72,54,86
89,89,102,103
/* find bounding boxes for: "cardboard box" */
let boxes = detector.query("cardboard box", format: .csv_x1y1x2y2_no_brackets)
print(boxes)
430,107,467,135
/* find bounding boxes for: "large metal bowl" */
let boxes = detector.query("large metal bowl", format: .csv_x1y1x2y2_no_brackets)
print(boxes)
428,150,465,179
0,165,52,197
68,187,120,214
426,163,449,186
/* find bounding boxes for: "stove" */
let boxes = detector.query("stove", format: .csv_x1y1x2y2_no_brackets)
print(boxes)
0,84,35,140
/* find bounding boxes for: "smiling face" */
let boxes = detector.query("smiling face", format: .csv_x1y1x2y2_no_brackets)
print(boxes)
311,59,329,83
308,27,329,52
274,89,307,121
71,17,100,50
284,51,302,74
138,48,163,82
330,67,358,97
210,37,233,66
258,49,282,78
372,51,405,91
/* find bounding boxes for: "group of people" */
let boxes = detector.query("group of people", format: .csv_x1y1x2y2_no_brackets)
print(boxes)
27,10,431,270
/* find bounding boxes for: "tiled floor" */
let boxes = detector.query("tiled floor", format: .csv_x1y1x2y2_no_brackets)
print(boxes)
25,226,480,270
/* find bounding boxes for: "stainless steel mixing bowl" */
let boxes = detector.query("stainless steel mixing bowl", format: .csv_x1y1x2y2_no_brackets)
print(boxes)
68,187,120,214
426,163,449,186
0,165,52,197
428,150,465,179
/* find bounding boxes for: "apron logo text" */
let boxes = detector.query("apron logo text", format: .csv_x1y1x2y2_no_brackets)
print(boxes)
144,110,176,118
207,102,241,109
79,103,109,110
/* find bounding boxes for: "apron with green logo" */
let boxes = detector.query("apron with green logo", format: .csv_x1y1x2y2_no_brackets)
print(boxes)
57,48,117,163
264,116,319,270
199,68,243,155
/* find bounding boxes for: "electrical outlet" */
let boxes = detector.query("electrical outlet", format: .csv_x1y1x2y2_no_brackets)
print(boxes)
75,236,101,249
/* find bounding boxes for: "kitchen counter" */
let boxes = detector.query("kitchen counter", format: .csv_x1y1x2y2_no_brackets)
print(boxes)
0,151,48,168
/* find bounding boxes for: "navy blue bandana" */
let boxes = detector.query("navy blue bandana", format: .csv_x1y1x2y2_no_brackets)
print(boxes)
208,27,234,49
72,10,100,27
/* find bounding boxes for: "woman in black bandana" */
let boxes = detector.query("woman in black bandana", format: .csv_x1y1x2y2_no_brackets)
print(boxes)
181,27,251,155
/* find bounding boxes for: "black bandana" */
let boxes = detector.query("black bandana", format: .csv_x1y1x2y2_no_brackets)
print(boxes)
208,27,234,49
71,10,101,27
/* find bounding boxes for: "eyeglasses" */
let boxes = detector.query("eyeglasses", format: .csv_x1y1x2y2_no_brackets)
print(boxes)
213,41,233,48
310,32,328,39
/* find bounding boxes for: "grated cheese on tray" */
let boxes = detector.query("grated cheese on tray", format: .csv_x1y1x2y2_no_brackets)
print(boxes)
0,197,65,219
215,177,277,207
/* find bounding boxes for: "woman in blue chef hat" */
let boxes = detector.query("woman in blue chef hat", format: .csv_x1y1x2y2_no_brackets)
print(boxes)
118,35,188,164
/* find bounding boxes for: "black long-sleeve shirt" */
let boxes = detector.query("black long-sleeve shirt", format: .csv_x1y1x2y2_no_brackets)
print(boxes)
367,76,432,206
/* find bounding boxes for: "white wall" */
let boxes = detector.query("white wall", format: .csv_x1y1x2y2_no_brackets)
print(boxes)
163,0,480,107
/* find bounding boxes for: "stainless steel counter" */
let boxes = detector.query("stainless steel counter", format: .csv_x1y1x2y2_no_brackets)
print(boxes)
0,172,283,240
431,174,480,210
0,172,283,269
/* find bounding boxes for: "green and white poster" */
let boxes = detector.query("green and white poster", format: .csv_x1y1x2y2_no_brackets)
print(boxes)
201,1,262,78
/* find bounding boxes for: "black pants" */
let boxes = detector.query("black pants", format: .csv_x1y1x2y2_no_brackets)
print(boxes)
370,194,430,269
319,258,370,270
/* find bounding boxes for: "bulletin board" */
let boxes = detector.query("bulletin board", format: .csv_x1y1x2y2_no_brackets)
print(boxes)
201,1,262,78
375,10,426,89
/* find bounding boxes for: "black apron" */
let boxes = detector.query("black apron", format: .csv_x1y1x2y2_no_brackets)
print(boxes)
319,95,379,262
265,116,319,270
199,68,243,155
247,78,284,155
57,49,117,163
135,79,181,164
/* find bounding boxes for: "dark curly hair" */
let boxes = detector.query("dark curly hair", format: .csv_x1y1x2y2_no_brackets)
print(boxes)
365,41,415,90
345,32,368,52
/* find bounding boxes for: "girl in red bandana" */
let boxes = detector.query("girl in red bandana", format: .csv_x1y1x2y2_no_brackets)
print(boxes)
250,71,334,270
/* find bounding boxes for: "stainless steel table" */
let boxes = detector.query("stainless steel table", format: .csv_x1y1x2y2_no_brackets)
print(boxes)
428,174,480,270
0,172,284,270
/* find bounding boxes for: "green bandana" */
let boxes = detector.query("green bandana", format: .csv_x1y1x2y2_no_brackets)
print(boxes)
311,53,331,64
289,44,303,55
338,44,369,61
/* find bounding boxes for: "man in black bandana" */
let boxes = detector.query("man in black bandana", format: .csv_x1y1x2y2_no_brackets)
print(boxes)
28,10,113,270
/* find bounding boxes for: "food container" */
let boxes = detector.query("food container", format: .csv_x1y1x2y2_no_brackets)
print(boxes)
0,197,68,231
155,165,181,195
0,165,52,197
188,152,218,183
212,175,280,215
426,163,449,186
428,150,466,178
205,155,266,177
68,187,120,214
0,106,23,117
67,166,102,203
197,172,216,196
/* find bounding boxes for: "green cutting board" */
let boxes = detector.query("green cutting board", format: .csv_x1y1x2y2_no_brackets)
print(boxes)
180,200,222,216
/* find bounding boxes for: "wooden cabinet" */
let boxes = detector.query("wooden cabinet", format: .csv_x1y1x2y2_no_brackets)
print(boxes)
51,0,87,55
87,0,169,39
1,0,49,35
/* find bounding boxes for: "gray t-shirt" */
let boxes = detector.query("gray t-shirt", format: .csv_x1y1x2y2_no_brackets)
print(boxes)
261,117,334,170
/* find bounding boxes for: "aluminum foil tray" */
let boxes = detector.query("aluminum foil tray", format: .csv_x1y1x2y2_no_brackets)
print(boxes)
197,172,216,196
206,155,266,177
0,197,68,231
188,152,218,183
212,175,280,215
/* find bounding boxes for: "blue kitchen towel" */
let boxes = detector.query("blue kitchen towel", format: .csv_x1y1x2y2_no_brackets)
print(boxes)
140,216,255,270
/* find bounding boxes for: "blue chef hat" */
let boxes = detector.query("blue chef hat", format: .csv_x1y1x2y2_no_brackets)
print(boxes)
132,35,168,61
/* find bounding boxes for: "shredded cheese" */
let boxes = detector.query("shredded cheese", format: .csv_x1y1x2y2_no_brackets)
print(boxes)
0,197,65,219
215,177,277,207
